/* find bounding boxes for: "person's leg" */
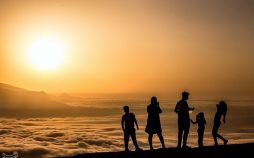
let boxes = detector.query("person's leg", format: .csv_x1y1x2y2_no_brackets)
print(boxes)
124,131,130,151
148,134,153,150
217,133,228,145
130,130,140,150
177,120,184,148
157,132,165,148
198,128,204,147
182,122,190,147
212,124,219,146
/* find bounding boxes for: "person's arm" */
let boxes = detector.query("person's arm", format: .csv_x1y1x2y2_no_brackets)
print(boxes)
174,102,180,113
190,119,196,124
174,104,178,113
223,115,226,123
134,115,139,130
121,117,125,131
223,111,227,123
223,105,227,123
187,102,195,111
157,102,162,113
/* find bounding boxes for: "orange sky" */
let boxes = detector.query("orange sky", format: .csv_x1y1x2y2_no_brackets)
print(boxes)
0,0,254,96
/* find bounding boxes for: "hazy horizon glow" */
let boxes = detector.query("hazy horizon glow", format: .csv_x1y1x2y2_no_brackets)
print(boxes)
1,0,254,95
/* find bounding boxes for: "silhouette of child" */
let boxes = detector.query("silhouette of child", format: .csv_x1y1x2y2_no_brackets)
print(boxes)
191,112,206,147
121,106,142,152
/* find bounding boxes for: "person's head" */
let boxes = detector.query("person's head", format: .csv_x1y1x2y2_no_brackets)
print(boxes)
123,105,129,113
217,101,227,111
151,96,157,105
198,112,204,118
182,91,189,100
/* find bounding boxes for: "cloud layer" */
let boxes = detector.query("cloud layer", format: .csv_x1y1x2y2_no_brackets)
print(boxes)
0,116,254,158
0,96,254,158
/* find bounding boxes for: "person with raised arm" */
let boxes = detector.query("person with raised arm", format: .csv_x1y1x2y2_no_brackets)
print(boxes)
191,112,206,147
145,96,165,150
175,91,194,148
212,101,228,146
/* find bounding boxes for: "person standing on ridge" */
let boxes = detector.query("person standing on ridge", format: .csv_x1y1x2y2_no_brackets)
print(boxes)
191,112,206,148
145,96,166,150
175,91,194,148
212,101,228,146
121,105,142,152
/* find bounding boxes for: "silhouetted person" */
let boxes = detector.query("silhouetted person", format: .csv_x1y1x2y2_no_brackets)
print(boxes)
145,96,165,150
212,101,228,146
174,91,194,148
121,105,142,152
191,112,206,148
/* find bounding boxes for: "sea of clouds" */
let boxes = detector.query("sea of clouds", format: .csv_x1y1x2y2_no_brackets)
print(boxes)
0,98,254,158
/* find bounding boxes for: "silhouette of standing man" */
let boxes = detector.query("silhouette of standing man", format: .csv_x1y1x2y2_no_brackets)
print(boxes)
175,91,194,148
212,101,228,146
121,106,142,152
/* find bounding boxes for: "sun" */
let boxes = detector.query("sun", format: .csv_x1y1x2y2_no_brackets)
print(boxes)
28,38,65,70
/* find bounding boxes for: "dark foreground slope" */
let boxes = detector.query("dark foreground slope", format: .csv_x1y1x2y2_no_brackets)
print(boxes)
60,143,254,158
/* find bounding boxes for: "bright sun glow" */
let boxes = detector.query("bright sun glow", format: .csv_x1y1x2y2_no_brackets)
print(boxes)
28,38,65,70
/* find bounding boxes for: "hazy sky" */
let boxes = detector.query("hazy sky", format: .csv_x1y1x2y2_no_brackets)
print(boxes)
1,0,254,96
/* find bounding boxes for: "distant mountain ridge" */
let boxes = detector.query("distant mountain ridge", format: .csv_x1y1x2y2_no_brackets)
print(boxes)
0,83,78,117
0,83,66,109
0,83,119,118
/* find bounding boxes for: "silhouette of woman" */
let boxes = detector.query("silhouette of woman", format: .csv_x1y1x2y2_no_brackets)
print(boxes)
212,101,228,146
145,96,165,150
